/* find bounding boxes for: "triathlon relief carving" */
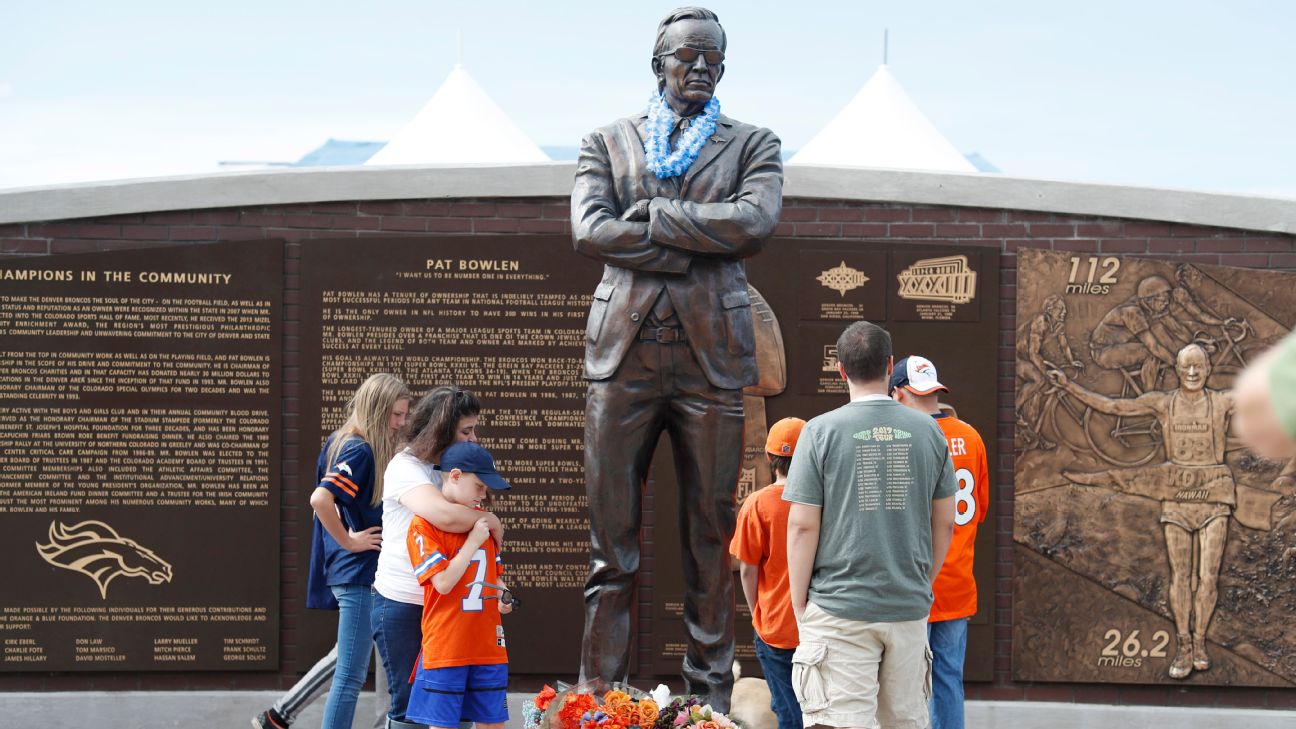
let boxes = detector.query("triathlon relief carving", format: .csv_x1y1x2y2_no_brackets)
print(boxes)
1013,249,1296,687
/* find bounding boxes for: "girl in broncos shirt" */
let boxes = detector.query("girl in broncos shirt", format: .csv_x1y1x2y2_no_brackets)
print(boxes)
307,373,411,729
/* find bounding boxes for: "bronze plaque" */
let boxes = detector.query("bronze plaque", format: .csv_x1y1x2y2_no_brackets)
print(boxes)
297,236,601,676
890,250,982,322
1013,249,1296,686
0,240,283,671
649,240,1000,682
791,324,852,397
798,250,888,322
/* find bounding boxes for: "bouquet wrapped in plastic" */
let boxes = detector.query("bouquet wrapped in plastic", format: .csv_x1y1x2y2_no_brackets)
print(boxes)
524,682,738,729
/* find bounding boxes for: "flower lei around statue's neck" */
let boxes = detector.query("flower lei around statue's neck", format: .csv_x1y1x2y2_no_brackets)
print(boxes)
643,92,720,179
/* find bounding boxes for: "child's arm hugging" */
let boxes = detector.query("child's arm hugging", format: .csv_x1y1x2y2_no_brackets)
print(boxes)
431,517,493,595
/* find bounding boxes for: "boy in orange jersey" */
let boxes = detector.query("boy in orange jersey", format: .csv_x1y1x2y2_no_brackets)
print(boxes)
405,442,513,729
890,356,989,729
729,417,807,729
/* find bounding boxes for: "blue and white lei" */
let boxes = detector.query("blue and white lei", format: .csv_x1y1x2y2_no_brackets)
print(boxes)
643,92,720,179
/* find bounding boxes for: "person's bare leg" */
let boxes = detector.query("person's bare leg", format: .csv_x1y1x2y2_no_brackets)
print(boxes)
1018,370,1054,450
1140,357,1160,392
1163,524,1194,679
1192,518,1229,671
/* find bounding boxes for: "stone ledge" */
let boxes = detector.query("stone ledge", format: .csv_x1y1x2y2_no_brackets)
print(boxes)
1,164,1293,235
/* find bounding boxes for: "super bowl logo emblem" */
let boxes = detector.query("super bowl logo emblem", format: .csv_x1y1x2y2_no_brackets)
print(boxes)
36,520,173,599
737,467,757,502
822,345,839,372
817,261,870,297
897,255,977,304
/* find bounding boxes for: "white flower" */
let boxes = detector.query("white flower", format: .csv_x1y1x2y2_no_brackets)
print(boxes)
651,683,672,707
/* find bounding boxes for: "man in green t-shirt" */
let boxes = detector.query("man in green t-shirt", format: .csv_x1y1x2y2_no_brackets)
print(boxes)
784,321,957,729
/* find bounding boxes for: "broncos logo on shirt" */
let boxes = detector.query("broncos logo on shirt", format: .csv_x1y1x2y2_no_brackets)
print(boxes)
36,520,173,599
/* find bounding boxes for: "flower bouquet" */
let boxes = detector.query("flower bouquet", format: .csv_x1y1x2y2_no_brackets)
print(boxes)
524,683,739,729
650,695,738,729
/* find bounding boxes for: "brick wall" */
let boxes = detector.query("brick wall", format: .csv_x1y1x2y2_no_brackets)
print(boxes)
2,197,1294,709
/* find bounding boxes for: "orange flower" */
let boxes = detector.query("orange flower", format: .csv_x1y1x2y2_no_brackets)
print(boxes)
612,702,637,725
560,694,598,729
604,690,632,708
536,685,558,711
697,720,722,729
637,699,660,725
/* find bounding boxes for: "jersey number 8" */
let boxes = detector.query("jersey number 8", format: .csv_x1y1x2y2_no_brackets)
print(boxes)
954,468,976,527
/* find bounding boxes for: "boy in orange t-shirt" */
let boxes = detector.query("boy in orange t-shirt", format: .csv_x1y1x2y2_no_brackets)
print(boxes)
730,417,807,729
891,356,989,729
405,442,514,729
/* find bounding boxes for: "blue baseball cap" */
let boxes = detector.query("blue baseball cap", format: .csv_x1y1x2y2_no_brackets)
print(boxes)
440,442,511,491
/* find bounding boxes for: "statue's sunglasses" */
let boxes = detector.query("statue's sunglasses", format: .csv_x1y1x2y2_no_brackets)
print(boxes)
466,580,521,608
657,46,725,66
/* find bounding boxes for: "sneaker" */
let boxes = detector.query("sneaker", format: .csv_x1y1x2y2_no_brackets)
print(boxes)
252,709,290,729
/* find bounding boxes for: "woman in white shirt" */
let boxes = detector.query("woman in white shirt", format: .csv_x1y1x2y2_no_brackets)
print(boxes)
371,386,503,728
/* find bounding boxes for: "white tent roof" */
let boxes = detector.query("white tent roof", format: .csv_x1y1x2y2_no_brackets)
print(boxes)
365,65,549,165
788,64,976,172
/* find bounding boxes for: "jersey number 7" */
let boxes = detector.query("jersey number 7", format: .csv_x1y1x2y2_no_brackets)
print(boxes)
462,548,488,612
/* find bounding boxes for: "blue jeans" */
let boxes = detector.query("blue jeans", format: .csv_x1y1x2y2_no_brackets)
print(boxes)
321,584,375,729
372,590,425,722
927,618,968,729
753,634,802,729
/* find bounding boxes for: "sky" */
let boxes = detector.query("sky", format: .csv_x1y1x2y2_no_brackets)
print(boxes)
2,0,1295,197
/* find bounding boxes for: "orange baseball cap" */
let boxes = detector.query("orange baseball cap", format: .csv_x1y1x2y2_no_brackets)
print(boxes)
765,417,806,457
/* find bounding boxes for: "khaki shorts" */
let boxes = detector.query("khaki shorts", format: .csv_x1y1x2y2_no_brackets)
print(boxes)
792,603,931,729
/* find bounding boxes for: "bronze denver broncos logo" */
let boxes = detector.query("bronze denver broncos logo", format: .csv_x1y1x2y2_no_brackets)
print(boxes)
36,520,173,599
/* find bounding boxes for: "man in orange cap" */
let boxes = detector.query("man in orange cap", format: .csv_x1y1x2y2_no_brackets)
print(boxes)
730,417,807,729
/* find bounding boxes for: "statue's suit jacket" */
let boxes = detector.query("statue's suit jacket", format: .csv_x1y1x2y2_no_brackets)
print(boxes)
571,111,783,390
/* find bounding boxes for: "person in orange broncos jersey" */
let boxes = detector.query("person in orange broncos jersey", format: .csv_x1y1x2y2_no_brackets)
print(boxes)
405,442,513,729
890,356,989,729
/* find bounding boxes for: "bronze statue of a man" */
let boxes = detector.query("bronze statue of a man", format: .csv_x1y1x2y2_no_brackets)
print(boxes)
570,6,782,708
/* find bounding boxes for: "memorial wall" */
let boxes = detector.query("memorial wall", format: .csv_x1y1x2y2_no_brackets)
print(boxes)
0,241,282,671
1,183,1292,708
